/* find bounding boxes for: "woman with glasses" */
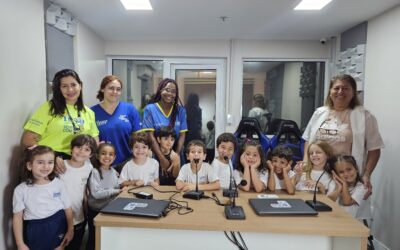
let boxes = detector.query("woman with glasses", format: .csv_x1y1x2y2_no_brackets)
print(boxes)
142,78,187,185
21,69,99,160
91,75,141,171
303,74,384,199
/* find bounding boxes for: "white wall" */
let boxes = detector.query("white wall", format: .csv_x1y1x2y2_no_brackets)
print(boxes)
0,0,47,248
364,5,400,250
74,21,106,107
106,39,329,132
281,62,302,125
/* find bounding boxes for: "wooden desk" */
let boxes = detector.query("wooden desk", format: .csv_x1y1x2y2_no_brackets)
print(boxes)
95,187,369,250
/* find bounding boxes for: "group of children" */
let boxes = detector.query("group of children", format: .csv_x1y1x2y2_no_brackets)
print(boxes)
13,128,371,250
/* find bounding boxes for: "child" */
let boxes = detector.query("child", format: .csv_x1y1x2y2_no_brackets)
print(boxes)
211,133,241,189
328,155,371,220
13,146,73,250
59,134,97,250
267,146,296,194
155,126,180,185
236,139,268,193
86,143,122,250
294,141,335,194
119,132,160,187
176,140,220,192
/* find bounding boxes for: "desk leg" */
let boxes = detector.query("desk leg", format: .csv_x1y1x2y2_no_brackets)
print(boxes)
360,237,368,250
95,226,101,250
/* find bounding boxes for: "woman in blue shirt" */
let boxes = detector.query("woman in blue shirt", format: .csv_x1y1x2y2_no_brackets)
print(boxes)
91,75,141,170
142,78,187,184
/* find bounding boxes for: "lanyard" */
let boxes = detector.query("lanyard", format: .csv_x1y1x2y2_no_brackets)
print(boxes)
66,107,82,134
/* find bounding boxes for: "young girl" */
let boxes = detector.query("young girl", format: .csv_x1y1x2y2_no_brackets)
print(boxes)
328,155,371,220
294,141,335,194
236,140,268,193
86,143,122,250
119,132,160,187
13,146,73,250
59,134,97,250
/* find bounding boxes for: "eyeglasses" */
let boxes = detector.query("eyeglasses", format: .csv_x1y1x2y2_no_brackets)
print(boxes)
162,88,177,94
105,86,122,93
331,86,352,92
318,128,338,135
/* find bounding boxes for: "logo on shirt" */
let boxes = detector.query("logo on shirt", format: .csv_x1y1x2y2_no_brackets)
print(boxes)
96,120,108,126
119,115,129,123
53,192,61,198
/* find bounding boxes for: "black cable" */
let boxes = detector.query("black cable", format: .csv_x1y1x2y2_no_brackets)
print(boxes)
237,232,248,250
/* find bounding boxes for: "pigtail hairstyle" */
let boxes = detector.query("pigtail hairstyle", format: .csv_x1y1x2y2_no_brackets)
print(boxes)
20,146,56,186
334,155,363,187
92,143,116,180
150,78,182,129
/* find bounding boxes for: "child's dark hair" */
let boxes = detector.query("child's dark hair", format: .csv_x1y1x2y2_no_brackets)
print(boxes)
236,139,267,174
216,132,237,151
270,146,293,162
71,134,97,155
155,126,177,140
185,139,206,155
93,143,116,180
20,146,56,185
333,155,362,185
130,132,152,149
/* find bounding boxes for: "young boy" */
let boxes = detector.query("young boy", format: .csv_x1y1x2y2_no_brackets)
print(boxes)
155,127,180,185
59,134,97,250
176,140,220,192
267,146,296,195
211,133,241,189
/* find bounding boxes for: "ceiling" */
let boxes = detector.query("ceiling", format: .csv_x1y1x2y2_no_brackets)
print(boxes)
53,0,400,41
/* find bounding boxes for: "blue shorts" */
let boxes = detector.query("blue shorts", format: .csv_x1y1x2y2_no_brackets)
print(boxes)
24,209,66,250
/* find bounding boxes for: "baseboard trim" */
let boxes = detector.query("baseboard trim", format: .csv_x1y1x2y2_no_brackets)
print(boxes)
373,238,390,250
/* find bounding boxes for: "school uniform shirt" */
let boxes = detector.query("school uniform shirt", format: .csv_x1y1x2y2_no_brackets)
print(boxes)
338,181,371,220
211,159,242,189
296,170,336,194
236,169,268,189
88,168,120,211
91,102,141,165
177,162,219,184
268,170,296,190
24,102,99,156
13,178,70,220
142,103,188,138
119,158,159,185
59,160,93,225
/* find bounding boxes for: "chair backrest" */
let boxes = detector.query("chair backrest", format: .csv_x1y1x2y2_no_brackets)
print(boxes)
270,119,304,167
266,118,285,135
234,117,270,156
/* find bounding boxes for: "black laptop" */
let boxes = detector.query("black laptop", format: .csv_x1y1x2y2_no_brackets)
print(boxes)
249,198,318,216
101,198,170,218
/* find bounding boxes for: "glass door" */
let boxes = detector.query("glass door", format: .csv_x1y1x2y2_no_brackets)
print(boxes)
167,60,226,162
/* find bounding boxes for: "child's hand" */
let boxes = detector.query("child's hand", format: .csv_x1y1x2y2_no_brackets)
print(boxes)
182,183,195,192
305,179,317,189
16,243,29,250
283,163,291,173
332,171,343,191
294,161,304,174
60,228,74,247
54,157,66,174
240,154,249,169
150,181,159,187
267,160,274,171
135,180,144,187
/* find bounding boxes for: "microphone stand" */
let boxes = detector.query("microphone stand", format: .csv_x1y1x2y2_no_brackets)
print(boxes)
223,157,237,197
183,159,204,200
224,180,247,219
305,171,332,212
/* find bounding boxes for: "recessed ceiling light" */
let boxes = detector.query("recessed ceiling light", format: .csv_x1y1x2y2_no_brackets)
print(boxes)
294,0,333,10
120,0,153,10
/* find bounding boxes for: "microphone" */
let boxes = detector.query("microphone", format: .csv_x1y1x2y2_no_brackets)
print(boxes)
224,179,247,219
183,158,204,200
305,170,332,212
222,156,237,198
